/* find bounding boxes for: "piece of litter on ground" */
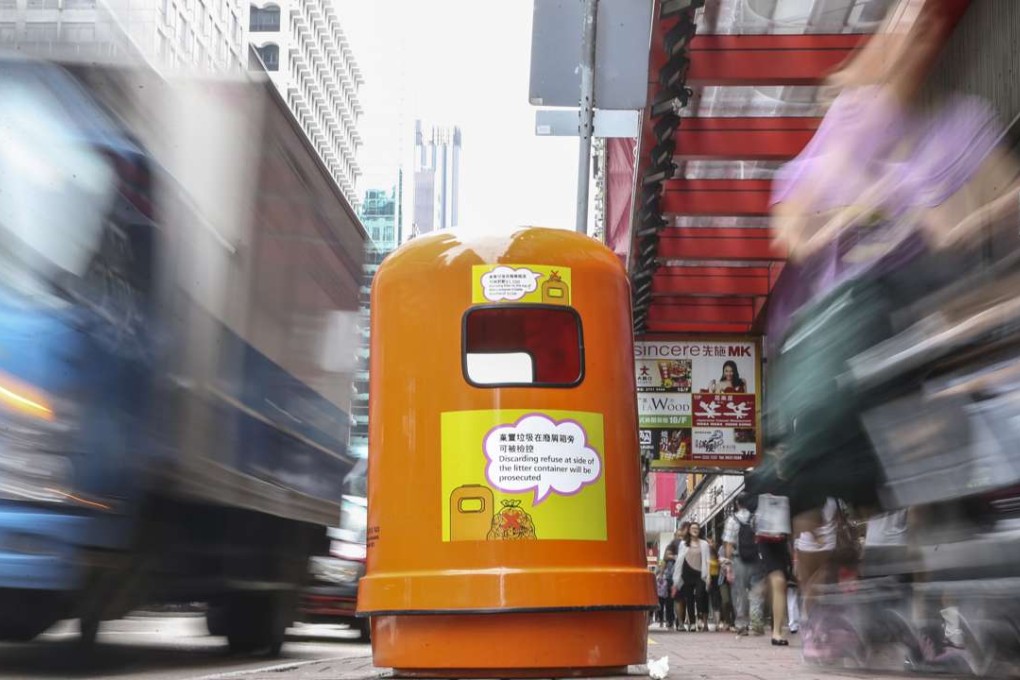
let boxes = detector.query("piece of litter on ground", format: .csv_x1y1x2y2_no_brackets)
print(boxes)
648,655,669,679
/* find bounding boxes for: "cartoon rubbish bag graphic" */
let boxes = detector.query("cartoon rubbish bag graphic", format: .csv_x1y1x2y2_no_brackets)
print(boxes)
450,485,494,541
541,270,569,305
487,499,538,540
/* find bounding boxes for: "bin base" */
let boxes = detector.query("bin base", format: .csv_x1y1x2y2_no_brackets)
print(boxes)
391,666,628,678
371,609,648,677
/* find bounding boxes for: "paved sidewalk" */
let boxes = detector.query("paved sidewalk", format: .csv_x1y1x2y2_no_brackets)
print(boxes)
221,627,925,680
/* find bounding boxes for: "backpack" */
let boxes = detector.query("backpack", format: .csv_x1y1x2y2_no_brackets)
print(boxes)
655,571,670,597
736,516,759,562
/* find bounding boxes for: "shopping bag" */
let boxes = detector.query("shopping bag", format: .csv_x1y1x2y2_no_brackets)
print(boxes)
756,494,791,539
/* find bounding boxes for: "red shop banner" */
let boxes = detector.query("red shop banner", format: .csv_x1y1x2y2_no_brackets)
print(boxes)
693,394,756,429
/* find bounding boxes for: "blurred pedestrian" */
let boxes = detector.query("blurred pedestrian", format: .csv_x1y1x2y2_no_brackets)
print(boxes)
758,0,1020,519
793,498,838,623
722,494,764,637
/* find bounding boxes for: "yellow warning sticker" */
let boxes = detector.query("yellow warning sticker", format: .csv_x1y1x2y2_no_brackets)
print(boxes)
441,409,606,542
471,264,572,305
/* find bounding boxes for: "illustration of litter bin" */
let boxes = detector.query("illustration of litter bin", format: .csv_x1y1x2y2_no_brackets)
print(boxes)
358,227,655,676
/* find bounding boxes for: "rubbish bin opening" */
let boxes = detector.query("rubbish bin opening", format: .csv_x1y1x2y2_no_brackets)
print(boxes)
462,305,584,387
465,352,534,384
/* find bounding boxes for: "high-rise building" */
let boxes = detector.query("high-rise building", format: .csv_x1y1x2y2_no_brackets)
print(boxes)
247,0,363,208
1,0,362,210
412,119,461,236
349,186,398,450
0,0,249,74
360,187,398,252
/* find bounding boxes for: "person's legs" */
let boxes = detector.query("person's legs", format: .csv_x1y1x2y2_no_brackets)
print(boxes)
770,570,788,641
677,579,693,632
796,548,833,623
664,592,676,628
732,558,751,631
749,567,766,635
695,578,708,628
787,586,800,633
709,580,722,627
720,581,734,629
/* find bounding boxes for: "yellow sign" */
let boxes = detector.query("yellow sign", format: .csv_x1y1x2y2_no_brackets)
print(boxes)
471,264,572,305
441,409,606,542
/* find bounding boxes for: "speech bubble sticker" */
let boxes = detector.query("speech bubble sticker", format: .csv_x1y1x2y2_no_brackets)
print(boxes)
483,413,602,505
480,266,542,302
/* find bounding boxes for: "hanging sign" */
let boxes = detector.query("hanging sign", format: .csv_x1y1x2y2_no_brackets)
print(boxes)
635,338,761,471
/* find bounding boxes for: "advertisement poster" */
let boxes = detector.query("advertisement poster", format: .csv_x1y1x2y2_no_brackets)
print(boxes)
441,409,607,542
636,339,760,470
472,264,572,305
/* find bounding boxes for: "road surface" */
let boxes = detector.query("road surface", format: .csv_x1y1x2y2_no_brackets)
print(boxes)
0,614,370,680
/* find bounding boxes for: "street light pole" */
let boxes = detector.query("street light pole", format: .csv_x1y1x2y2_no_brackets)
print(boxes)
575,0,598,234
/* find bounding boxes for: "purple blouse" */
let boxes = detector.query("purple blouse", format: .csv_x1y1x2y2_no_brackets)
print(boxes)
766,86,1003,346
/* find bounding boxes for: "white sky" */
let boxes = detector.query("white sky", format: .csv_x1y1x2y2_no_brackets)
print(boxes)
335,0,581,231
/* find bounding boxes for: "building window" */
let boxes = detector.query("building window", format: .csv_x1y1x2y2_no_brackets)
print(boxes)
26,0,59,8
0,23,15,41
63,0,98,8
24,22,59,42
178,13,188,50
62,22,95,42
256,43,278,70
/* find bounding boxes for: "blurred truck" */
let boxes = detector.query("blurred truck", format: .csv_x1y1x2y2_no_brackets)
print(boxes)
0,54,365,654
300,452,369,640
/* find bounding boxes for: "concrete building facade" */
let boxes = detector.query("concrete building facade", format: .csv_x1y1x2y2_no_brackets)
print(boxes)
248,0,363,208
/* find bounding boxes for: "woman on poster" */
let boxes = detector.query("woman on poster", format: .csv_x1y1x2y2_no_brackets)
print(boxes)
709,361,747,394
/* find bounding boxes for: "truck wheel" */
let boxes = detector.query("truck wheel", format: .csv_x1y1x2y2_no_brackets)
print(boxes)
355,617,371,643
79,616,100,647
206,604,228,636
224,593,292,656
0,591,60,642
0,621,49,642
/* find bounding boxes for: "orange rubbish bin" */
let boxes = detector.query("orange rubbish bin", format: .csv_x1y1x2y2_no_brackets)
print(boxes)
358,227,655,677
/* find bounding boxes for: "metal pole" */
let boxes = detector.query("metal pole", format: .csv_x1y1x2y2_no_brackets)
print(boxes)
575,0,598,234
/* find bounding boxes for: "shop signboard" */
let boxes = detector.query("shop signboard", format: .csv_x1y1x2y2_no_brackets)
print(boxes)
680,475,745,526
635,338,761,471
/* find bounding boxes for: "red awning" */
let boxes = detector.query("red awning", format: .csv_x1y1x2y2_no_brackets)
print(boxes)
626,0,972,337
